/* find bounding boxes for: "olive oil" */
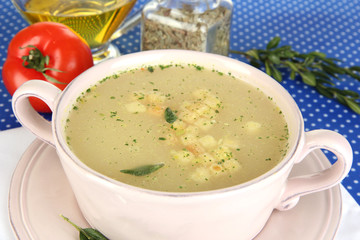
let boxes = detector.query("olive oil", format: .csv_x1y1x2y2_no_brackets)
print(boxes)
19,0,136,50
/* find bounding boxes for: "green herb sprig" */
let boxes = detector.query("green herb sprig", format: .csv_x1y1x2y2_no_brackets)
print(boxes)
61,215,109,240
230,36,360,114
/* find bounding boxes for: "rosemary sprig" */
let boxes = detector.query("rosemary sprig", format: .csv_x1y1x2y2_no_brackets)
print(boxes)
230,36,360,114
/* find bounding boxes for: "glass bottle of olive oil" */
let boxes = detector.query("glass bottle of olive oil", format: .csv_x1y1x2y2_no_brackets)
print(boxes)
141,0,233,56
13,0,137,62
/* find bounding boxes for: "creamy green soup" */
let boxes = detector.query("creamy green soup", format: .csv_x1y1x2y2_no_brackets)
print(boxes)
64,64,289,192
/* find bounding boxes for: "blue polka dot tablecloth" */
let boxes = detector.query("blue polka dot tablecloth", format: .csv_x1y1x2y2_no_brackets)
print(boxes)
0,0,359,204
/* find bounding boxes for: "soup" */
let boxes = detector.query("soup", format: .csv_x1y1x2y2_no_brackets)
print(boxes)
64,64,289,192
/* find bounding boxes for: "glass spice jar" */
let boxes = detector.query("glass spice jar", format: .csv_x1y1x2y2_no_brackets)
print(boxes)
141,0,233,55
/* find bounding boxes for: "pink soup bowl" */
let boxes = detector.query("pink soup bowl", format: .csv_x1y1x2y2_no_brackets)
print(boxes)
12,50,352,240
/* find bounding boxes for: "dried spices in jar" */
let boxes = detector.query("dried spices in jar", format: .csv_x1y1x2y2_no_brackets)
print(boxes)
141,0,233,56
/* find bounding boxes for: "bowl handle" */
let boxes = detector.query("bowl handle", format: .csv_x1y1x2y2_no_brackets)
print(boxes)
12,80,62,147
276,129,353,210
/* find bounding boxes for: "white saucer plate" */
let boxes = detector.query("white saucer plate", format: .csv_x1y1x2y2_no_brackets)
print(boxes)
8,139,342,240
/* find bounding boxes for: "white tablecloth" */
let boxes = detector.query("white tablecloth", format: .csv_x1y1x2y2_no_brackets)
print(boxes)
0,127,359,240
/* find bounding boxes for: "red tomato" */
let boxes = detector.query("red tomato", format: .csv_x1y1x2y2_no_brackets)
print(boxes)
2,22,94,112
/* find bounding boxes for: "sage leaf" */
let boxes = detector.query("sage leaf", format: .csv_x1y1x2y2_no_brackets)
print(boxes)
80,229,109,240
61,215,109,240
164,107,177,123
120,163,165,176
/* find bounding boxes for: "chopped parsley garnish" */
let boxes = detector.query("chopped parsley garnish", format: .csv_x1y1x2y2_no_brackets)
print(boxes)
164,107,178,123
147,66,154,72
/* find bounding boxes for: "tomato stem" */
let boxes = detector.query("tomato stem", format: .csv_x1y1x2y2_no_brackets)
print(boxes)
20,45,66,84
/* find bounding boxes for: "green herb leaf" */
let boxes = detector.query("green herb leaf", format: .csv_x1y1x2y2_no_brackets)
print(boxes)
244,49,260,60
348,66,360,72
79,229,109,240
276,45,294,58
304,56,315,66
264,60,272,76
266,36,281,50
312,71,332,81
270,64,283,82
308,51,327,59
269,53,281,65
229,36,360,114
284,61,299,72
61,215,109,240
344,98,360,114
316,85,334,98
249,59,261,68
147,66,154,72
290,70,296,80
164,107,177,123
120,163,165,176
299,71,316,86
346,69,360,81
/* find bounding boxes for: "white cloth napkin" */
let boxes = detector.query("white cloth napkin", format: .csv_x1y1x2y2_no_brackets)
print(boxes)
0,127,359,240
